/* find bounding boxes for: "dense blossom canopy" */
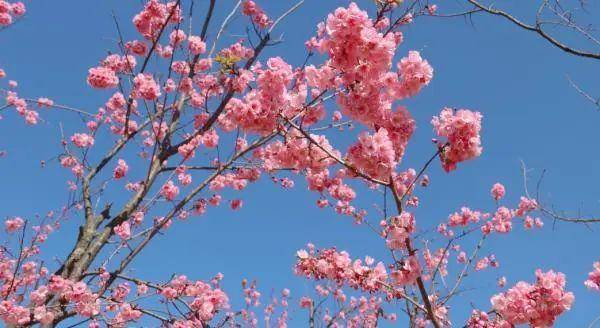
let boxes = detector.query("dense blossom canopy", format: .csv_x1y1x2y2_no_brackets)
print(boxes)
0,0,596,327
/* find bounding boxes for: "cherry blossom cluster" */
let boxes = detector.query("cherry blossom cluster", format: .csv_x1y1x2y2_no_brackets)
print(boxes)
3,84,41,125
0,0,24,26
347,128,397,180
465,310,510,328
242,0,272,29
294,245,389,293
585,262,600,292
491,270,574,327
158,275,230,324
0,0,592,327
432,108,483,172
440,184,542,237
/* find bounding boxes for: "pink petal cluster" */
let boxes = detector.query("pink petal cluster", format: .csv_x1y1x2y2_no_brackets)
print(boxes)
491,183,506,201
322,3,397,124
448,207,481,227
491,270,574,327
516,196,538,216
160,275,229,322
132,0,182,40
294,246,388,293
258,130,339,172
465,310,510,328
4,216,24,233
242,1,272,28
395,51,434,99
113,159,129,179
102,54,137,73
432,108,483,172
71,133,95,148
46,276,101,317
384,212,416,250
188,35,206,55
87,66,119,89
224,57,293,135
0,1,25,26
114,221,131,240
125,40,148,56
584,262,600,292
133,73,161,100
347,128,397,180
169,29,186,47
5,90,40,125
160,180,180,201
390,255,421,286
489,206,514,234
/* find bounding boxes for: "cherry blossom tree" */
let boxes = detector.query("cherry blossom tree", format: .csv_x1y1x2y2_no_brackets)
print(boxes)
0,0,598,327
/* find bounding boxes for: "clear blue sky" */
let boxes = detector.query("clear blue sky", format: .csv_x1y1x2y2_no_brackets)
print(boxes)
0,1,599,326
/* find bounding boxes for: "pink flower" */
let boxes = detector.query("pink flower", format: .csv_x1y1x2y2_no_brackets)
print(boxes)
299,297,312,308
491,206,513,233
169,29,186,47
24,110,39,125
114,221,131,240
396,51,433,99
585,262,600,292
230,199,243,210
160,180,179,201
242,1,272,28
71,133,95,148
391,255,421,286
516,196,538,216
432,108,483,172
491,183,506,201
113,159,129,179
466,310,509,328
295,246,389,292
188,36,206,55
0,12,12,26
347,128,397,180
11,2,25,16
133,73,161,100
209,194,222,206
126,40,148,56
37,97,54,108
427,4,438,15
87,66,119,89
475,257,490,271
133,0,181,40
448,207,481,227
5,216,24,233
456,251,467,263
137,283,148,295
491,269,574,327
385,212,416,250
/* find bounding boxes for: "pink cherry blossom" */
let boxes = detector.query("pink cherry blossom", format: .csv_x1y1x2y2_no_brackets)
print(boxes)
114,221,131,240
347,128,397,180
71,133,95,148
491,270,574,327
133,73,161,100
491,183,506,201
160,180,179,201
584,262,600,292
188,35,206,55
5,216,24,233
432,108,483,172
87,66,119,89
113,159,129,179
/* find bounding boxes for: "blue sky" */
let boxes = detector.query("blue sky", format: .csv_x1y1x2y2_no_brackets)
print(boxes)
1,0,599,326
